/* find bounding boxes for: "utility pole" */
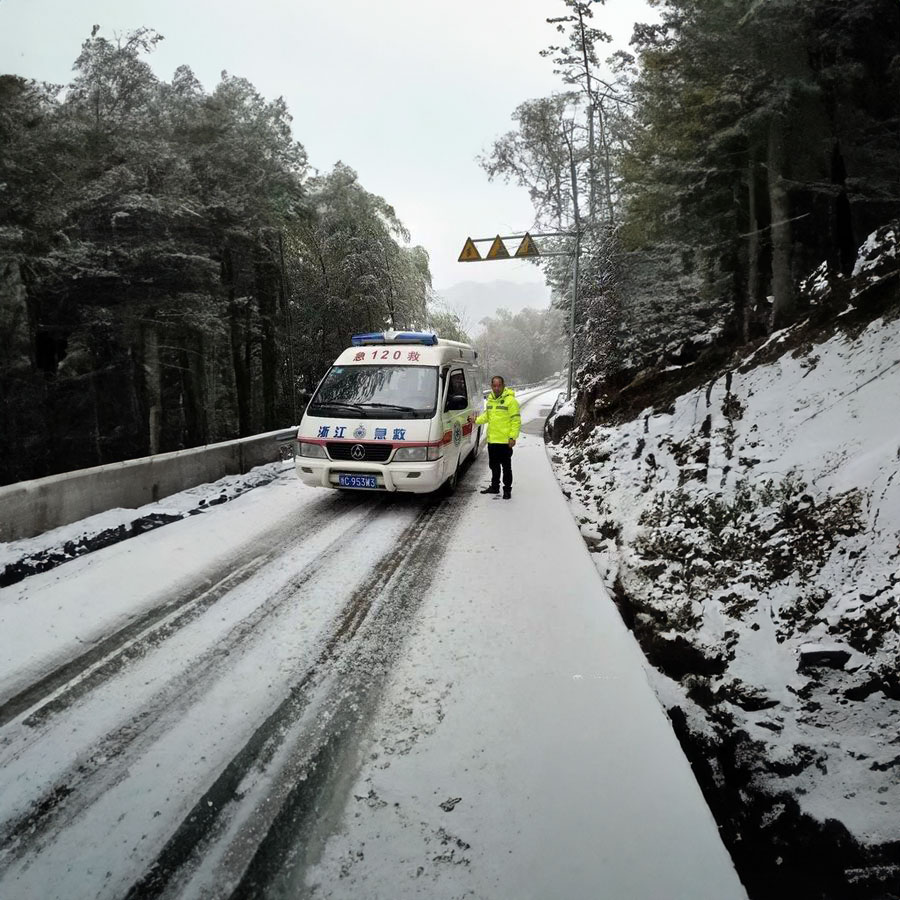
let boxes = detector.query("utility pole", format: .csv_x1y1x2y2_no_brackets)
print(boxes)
567,230,581,401
564,117,583,402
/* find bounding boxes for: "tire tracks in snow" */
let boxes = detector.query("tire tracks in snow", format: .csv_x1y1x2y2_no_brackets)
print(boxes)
0,494,391,867
121,487,467,900
0,491,360,729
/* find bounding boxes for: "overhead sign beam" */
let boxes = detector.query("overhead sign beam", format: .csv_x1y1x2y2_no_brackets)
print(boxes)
470,230,575,242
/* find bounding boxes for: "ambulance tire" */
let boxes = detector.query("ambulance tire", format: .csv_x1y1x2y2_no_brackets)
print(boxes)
440,457,461,495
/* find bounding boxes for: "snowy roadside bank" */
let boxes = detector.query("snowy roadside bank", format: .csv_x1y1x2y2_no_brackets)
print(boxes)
549,244,900,897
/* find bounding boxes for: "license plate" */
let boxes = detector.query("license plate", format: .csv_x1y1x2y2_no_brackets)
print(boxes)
338,474,378,489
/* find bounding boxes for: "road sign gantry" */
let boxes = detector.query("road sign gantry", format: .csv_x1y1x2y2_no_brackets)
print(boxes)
457,231,575,263
457,228,581,400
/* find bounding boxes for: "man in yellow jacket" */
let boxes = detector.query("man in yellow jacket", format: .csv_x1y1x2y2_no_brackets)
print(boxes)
473,375,521,499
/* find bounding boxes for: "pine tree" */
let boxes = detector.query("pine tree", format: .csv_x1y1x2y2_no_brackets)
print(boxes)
0,27,433,483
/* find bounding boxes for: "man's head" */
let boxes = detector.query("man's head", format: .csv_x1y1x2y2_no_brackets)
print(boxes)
490,376,505,396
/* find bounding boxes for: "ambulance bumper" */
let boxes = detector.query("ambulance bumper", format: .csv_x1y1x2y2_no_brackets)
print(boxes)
294,457,448,493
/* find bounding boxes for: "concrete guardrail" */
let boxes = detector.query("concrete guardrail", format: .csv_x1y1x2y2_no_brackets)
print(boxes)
0,429,297,543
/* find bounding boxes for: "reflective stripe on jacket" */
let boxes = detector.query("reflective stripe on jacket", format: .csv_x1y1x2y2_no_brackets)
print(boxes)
475,387,521,443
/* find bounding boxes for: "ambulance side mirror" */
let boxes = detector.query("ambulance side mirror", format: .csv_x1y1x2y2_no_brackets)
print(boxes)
447,394,468,411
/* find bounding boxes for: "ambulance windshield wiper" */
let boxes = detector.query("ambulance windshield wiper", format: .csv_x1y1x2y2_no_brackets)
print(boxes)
357,402,419,412
313,401,366,412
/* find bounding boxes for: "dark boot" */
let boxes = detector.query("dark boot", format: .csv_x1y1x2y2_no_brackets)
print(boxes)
481,485,500,494
502,488,511,499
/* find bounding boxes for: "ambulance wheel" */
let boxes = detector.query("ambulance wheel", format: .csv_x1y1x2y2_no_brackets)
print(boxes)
441,459,460,495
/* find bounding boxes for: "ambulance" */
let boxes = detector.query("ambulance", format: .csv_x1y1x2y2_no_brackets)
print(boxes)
295,331,482,493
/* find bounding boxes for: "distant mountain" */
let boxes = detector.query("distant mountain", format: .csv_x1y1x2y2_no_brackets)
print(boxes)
436,279,551,332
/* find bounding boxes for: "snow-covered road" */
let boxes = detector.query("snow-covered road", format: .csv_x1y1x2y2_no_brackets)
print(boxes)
0,388,746,899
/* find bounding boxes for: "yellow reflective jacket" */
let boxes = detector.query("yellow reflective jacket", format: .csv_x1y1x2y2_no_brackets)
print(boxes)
475,387,521,443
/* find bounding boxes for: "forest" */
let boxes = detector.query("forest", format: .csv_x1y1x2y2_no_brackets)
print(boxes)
3,1,899,484
0,28,434,484
483,0,900,420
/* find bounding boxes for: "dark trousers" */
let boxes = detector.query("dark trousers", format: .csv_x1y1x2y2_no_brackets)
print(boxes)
487,443,513,489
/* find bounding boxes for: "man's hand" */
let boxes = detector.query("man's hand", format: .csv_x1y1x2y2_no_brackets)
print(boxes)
468,412,477,425
508,438,516,448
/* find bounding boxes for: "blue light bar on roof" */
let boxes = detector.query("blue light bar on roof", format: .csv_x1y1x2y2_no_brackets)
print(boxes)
351,331,439,346
394,331,438,345
351,332,384,346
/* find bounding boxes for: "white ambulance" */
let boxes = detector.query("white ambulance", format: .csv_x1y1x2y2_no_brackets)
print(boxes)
295,331,482,493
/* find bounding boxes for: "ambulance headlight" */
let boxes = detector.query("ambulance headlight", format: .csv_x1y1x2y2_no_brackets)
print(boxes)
299,442,327,458
426,445,443,461
394,446,427,462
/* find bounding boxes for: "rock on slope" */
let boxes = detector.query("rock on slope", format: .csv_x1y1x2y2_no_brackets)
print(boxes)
552,225,900,900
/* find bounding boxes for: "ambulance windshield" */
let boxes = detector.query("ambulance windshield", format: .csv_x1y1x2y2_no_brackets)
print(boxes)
308,365,439,419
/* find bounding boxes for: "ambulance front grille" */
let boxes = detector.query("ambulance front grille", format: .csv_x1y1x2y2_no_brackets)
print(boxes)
327,442,392,462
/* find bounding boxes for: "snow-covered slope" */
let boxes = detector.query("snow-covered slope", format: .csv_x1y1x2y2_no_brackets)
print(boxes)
552,229,900,899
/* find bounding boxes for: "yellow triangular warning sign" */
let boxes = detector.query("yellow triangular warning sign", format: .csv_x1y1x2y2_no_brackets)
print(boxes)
514,232,540,258
486,235,510,260
458,237,482,263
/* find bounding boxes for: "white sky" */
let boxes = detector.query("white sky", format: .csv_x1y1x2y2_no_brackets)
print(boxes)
0,0,650,291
